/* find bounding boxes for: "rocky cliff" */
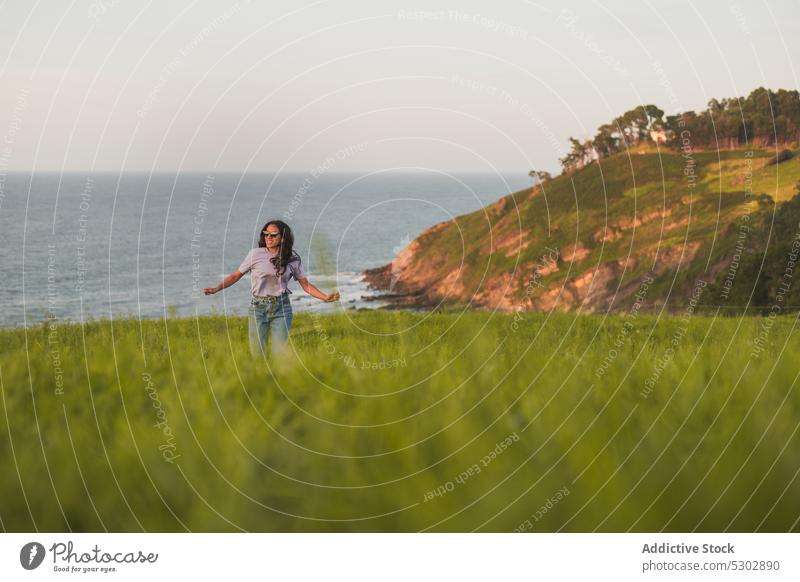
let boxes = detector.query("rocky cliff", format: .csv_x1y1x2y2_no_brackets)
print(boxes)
365,148,800,314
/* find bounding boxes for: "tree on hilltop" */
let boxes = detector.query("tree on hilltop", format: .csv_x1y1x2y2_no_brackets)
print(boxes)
528,170,552,183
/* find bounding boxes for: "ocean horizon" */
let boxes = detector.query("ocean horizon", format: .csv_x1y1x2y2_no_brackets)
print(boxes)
0,170,531,328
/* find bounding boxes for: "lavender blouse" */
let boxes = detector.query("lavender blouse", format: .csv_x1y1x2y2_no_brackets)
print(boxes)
237,248,306,296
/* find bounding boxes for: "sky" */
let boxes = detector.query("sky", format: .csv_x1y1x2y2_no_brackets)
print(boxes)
0,0,797,174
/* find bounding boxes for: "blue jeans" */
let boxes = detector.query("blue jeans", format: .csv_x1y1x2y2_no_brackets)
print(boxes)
248,293,293,356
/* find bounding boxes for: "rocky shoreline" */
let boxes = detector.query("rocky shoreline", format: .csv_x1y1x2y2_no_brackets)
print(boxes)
362,263,439,310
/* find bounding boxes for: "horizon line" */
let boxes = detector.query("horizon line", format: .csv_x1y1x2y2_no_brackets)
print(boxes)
1,168,539,176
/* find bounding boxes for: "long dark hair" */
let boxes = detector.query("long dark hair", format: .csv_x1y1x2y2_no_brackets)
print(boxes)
258,220,300,275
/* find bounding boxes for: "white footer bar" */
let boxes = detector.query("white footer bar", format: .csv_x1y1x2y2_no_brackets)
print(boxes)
1,533,797,581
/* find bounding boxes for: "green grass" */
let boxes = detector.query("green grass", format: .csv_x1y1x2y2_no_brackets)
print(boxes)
1,310,799,532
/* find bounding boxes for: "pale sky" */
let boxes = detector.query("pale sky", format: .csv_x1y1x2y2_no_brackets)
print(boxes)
0,0,797,174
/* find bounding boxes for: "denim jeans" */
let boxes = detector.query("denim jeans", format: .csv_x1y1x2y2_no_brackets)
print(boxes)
248,293,293,356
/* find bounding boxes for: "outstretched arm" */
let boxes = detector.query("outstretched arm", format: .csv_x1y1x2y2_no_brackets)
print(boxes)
203,271,244,295
298,277,339,302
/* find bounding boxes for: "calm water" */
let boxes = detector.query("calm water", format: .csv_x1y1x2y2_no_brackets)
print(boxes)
0,172,529,328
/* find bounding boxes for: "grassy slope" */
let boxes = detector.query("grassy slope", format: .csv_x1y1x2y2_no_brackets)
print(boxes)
405,148,800,310
1,311,799,532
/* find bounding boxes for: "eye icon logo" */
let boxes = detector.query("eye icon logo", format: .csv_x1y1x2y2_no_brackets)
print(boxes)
20,542,46,570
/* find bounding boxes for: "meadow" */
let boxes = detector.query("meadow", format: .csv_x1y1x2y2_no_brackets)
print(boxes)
1,309,799,532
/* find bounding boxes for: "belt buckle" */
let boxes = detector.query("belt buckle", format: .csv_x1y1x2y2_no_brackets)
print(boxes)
252,294,279,306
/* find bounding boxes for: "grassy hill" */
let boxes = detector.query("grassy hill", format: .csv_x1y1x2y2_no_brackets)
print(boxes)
1,311,799,531
365,147,800,314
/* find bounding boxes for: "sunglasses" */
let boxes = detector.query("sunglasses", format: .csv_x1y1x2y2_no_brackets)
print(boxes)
263,232,281,238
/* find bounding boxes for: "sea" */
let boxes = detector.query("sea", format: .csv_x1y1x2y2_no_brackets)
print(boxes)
0,171,530,328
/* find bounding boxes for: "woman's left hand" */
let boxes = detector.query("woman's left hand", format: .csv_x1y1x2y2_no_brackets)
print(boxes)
324,291,340,302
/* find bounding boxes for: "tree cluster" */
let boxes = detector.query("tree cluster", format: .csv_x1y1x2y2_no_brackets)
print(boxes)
666,88,800,150
554,88,800,174
559,104,665,173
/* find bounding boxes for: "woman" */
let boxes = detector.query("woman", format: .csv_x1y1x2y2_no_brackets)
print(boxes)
203,220,339,356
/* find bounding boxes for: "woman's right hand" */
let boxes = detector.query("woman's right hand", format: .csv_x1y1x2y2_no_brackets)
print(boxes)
203,272,242,296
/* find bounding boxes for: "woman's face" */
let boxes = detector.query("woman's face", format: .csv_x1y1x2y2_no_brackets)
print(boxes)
263,225,282,251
